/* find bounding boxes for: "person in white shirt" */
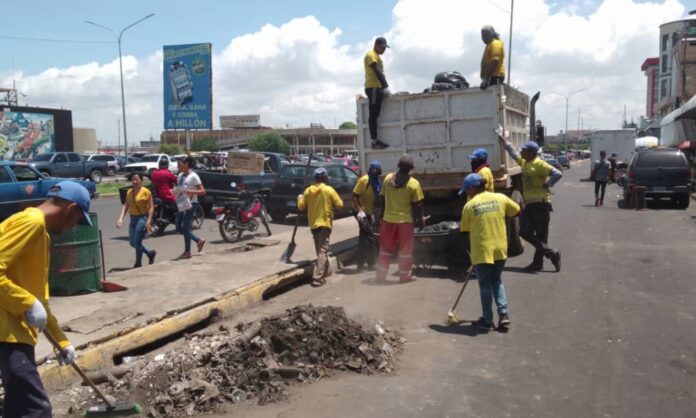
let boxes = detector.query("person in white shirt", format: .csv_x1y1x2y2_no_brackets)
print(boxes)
175,156,206,259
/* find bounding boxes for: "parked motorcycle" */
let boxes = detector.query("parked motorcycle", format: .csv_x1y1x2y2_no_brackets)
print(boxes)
215,184,272,243
151,197,205,236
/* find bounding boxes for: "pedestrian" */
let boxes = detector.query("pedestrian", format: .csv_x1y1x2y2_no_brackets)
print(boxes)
592,150,611,206
297,167,344,286
352,160,382,270
480,25,505,90
364,36,390,149
459,173,520,331
151,158,178,212
0,181,89,417
499,137,563,272
608,152,618,184
467,147,495,192
376,154,425,282
117,173,156,268
175,156,206,259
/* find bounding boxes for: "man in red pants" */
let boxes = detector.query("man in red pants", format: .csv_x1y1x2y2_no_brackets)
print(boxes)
375,155,425,282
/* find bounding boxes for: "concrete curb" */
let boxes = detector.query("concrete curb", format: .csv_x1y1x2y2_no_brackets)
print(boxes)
96,193,118,199
39,243,357,391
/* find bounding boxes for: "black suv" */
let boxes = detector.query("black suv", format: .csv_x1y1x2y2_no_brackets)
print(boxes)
623,148,692,209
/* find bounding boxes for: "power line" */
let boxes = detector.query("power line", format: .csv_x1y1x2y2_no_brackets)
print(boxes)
0,35,115,44
486,0,510,13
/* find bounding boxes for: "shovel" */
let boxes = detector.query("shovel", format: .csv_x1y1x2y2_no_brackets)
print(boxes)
280,154,313,263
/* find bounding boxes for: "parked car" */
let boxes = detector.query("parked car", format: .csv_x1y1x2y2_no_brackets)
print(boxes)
124,154,178,178
333,157,360,174
544,158,563,171
556,155,571,169
623,148,692,209
0,161,96,221
267,163,358,222
29,152,107,183
83,154,119,176
116,156,140,171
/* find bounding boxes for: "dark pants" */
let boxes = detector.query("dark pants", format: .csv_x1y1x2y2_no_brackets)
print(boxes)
0,343,52,418
490,76,505,85
520,202,555,266
594,181,607,200
354,214,377,268
365,88,384,140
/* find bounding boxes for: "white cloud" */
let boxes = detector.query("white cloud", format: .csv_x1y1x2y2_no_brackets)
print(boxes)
1,0,689,145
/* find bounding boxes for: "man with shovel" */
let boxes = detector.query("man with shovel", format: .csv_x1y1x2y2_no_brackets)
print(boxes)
298,167,343,286
0,181,89,417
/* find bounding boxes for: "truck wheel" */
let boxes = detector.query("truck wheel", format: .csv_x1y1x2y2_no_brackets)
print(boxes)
89,170,103,184
107,167,116,177
270,209,287,223
672,193,690,210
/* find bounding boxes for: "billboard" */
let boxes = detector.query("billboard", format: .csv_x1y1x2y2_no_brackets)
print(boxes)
220,114,260,129
0,107,73,161
163,43,212,130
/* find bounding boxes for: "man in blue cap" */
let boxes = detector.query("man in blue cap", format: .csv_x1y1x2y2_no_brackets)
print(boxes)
352,161,382,270
467,148,494,193
499,136,563,272
460,173,520,331
298,167,343,286
0,180,91,417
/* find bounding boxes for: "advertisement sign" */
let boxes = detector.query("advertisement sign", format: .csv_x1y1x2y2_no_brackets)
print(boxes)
0,109,55,160
163,43,212,130
220,115,261,129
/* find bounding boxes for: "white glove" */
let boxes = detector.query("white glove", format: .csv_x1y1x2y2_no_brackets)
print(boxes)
383,88,391,97
357,210,366,220
25,300,47,332
57,345,77,366
297,194,303,200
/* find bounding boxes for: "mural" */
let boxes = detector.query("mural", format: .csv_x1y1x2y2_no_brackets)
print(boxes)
0,110,55,161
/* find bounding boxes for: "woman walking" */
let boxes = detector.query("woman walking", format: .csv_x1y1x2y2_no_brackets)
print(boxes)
117,173,156,268
175,156,206,259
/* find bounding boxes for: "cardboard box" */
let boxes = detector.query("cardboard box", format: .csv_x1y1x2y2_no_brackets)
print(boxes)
227,152,264,173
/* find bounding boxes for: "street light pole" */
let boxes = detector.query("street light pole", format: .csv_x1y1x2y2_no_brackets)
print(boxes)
85,13,154,158
507,0,514,85
550,89,585,152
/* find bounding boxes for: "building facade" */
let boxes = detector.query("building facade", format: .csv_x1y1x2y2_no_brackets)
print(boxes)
654,12,696,118
641,58,660,120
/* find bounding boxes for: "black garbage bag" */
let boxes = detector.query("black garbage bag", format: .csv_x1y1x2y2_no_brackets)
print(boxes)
430,82,457,92
434,71,469,88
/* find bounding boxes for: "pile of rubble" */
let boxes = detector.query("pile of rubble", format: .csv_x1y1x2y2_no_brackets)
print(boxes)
70,305,404,417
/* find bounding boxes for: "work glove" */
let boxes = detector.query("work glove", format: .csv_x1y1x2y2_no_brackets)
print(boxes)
382,87,391,97
25,300,47,332
57,345,77,366
356,210,366,221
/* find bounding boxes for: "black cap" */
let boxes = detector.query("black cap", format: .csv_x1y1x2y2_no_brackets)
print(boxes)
375,37,389,48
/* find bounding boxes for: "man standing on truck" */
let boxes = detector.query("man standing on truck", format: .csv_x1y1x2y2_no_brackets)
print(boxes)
467,148,495,193
352,161,382,270
0,181,90,416
364,37,390,149
151,159,178,211
376,155,425,282
499,138,563,272
460,173,520,331
298,167,344,286
480,25,505,90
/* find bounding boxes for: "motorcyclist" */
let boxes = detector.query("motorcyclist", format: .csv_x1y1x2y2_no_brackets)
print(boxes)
150,159,177,214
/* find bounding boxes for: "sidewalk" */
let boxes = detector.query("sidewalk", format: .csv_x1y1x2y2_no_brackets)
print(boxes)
40,217,359,375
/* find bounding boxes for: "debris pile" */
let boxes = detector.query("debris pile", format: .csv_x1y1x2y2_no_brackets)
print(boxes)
72,305,403,417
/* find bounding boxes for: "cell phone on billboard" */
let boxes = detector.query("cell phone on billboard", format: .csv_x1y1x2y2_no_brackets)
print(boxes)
169,61,193,105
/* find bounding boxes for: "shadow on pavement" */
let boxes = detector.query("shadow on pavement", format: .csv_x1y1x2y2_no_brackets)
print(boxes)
504,266,538,274
108,267,134,273
429,323,489,337
360,278,413,286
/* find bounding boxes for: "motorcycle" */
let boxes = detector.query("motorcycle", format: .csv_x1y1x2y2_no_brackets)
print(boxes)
215,184,272,243
151,197,205,236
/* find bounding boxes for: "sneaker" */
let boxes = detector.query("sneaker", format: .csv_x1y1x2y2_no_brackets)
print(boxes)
550,251,562,272
498,313,511,328
371,139,389,149
197,238,206,253
523,262,543,272
132,263,142,269
148,250,157,265
472,317,495,331
176,252,192,260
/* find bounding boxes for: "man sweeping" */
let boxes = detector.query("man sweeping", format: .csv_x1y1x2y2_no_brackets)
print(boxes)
352,161,382,271
0,181,90,417
298,167,343,286
460,173,520,331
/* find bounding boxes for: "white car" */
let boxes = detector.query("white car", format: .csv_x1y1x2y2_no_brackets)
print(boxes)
124,154,178,178
83,154,119,176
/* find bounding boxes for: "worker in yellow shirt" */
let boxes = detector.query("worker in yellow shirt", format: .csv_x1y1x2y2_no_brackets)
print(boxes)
352,161,382,271
480,25,505,90
499,136,563,272
460,173,520,331
376,155,425,282
466,148,495,192
298,167,344,286
0,181,91,416
364,36,390,149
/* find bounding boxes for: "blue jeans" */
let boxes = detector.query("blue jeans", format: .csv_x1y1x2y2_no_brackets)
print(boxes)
176,203,200,253
475,260,508,323
129,215,153,266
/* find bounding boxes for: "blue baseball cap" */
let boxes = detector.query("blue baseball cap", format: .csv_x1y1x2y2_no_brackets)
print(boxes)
521,141,540,153
47,181,92,226
467,148,488,161
458,173,483,195
314,167,328,177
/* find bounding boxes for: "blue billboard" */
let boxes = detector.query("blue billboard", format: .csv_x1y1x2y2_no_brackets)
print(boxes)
163,43,212,130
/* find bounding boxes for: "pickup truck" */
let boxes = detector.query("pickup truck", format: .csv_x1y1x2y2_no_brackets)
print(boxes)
124,154,178,178
29,152,108,183
0,161,97,221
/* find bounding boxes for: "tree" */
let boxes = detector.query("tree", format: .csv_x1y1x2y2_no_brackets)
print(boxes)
191,138,219,152
159,144,182,155
339,121,357,129
248,133,291,155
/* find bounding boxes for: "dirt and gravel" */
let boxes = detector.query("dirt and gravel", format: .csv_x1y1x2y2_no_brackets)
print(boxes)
57,305,404,417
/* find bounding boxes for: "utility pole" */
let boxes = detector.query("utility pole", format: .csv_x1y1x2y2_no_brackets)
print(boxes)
507,0,514,85
117,119,121,156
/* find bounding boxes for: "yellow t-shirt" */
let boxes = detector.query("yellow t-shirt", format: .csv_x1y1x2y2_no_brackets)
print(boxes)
460,192,520,265
298,183,344,230
127,187,151,216
352,175,376,215
364,49,384,88
481,39,505,78
380,173,425,223
476,166,495,193
514,156,553,203
0,207,71,348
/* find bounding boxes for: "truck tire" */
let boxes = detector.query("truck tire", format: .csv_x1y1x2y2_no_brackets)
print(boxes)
270,209,287,223
672,193,690,210
89,170,103,184
506,190,524,257
107,167,116,177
